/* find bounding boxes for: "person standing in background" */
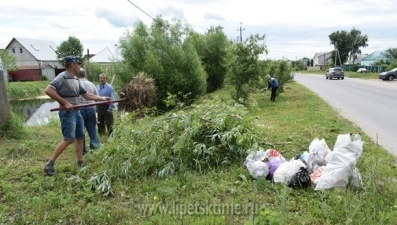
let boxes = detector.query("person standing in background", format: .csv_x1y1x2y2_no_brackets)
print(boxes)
77,68,100,155
96,73,116,136
265,74,279,102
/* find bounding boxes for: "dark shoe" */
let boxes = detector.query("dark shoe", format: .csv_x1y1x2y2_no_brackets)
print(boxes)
43,164,56,176
77,161,86,168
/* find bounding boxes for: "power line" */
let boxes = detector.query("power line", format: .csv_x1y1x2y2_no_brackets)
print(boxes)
127,0,157,22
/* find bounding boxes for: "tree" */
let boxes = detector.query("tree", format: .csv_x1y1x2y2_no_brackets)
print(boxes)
56,36,84,67
262,59,292,93
329,28,368,66
0,50,18,81
119,17,207,111
188,26,231,93
384,47,397,61
228,34,267,102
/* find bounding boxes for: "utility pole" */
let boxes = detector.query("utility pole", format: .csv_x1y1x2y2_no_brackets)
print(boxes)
334,42,338,67
237,22,245,42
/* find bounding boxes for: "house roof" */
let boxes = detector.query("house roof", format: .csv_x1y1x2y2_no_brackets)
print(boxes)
89,47,117,63
353,54,368,62
6,37,58,61
314,51,333,58
361,51,386,61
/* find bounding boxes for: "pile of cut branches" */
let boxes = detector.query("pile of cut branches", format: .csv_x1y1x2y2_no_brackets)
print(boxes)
118,72,156,113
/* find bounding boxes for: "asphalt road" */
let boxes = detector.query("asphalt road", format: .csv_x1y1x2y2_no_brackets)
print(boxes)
294,73,397,156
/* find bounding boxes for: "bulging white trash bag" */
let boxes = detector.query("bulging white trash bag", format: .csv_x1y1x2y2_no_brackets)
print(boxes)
315,134,363,190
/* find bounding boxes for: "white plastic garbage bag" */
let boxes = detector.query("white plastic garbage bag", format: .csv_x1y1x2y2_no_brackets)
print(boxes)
309,138,331,158
243,150,267,167
246,160,270,178
273,159,306,183
306,138,331,173
333,133,353,152
244,149,286,179
314,134,363,190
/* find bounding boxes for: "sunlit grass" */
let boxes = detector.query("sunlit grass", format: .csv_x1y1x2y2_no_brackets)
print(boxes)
6,81,49,100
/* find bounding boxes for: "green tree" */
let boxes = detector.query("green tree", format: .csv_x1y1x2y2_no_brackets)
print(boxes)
55,36,84,67
384,47,397,61
0,50,18,81
347,28,368,64
85,61,106,83
119,17,207,111
387,60,397,71
262,60,292,93
188,26,231,93
329,28,368,66
228,34,267,102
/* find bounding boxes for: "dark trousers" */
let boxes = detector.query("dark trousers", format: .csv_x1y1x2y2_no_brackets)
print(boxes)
270,87,278,102
97,105,113,136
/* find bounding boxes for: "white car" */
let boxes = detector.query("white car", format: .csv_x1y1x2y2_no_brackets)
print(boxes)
356,68,367,73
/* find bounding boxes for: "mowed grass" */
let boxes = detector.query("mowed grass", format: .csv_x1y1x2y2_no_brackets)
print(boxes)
1,81,397,224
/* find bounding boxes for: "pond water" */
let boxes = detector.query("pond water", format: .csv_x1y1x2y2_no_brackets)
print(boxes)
9,98,59,126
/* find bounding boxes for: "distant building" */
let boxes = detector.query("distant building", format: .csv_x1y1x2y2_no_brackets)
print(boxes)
350,54,368,64
4,37,62,81
88,47,119,65
313,52,333,67
360,51,386,66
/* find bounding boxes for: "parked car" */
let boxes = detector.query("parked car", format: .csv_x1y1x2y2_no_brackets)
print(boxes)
379,67,397,81
326,67,344,80
357,68,367,73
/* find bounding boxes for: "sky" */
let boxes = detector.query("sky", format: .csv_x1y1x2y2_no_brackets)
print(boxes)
1,0,397,60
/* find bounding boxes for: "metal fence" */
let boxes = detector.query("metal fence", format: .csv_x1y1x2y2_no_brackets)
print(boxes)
341,65,388,73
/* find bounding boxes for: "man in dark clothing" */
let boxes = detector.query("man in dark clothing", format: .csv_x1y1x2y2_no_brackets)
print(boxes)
96,73,116,136
266,74,279,102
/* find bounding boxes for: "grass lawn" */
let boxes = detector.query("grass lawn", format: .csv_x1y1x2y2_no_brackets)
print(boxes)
1,81,397,224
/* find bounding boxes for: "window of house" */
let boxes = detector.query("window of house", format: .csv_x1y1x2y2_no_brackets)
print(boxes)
20,48,23,53
12,48,15,53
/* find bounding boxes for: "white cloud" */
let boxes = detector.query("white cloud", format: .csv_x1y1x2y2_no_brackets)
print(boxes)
1,0,397,60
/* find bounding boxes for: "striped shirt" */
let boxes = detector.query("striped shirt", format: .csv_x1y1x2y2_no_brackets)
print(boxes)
49,71,86,106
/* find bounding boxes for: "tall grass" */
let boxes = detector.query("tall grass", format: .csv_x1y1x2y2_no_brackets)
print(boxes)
0,112,26,139
6,81,49,100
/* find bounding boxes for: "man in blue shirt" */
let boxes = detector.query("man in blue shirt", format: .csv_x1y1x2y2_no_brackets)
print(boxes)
265,74,279,102
96,73,116,136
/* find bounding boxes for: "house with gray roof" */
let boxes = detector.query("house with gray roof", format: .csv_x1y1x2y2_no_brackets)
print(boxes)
88,46,121,65
313,51,333,67
350,54,368,64
4,37,63,80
